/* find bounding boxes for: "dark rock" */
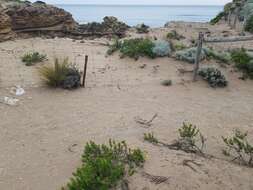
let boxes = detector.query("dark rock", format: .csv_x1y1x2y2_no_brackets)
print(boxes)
77,16,129,37
135,23,149,33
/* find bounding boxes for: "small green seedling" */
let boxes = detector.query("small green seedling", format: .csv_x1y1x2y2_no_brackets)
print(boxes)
222,130,253,167
22,52,46,66
144,133,159,144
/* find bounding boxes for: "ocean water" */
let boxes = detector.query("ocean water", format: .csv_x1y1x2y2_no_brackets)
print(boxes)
56,5,223,27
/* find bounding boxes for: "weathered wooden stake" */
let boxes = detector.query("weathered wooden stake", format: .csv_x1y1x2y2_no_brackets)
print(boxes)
193,32,204,82
82,55,88,87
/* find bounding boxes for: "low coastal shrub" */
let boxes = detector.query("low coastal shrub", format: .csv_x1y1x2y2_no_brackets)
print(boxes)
210,12,225,25
198,67,228,88
107,38,121,55
144,133,159,144
222,130,253,167
143,123,205,155
170,122,205,154
175,47,207,64
39,58,81,89
166,30,185,40
205,48,231,64
152,40,172,57
120,38,155,59
171,41,187,51
135,23,149,33
161,79,172,86
64,140,145,190
21,52,46,66
231,48,253,78
245,15,253,33
107,38,156,60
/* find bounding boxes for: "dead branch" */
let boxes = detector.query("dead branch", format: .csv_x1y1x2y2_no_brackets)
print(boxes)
142,172,169,184
134,113,158,127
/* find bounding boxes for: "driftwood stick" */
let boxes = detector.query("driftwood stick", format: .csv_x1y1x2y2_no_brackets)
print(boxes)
82,55,88,88
193,32,204,81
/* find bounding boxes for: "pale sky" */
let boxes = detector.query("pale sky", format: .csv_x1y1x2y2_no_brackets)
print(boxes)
32,0,231,5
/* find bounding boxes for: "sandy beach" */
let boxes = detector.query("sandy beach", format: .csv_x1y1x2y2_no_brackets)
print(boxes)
0,21,253,190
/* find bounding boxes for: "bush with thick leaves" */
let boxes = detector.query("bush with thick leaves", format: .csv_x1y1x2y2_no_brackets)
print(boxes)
198,67,228,88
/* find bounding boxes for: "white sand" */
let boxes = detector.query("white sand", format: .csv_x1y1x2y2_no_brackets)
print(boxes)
0,22,253,190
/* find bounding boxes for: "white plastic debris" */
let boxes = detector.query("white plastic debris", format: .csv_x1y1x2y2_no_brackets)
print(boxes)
10,85,25,96
0,96,19,106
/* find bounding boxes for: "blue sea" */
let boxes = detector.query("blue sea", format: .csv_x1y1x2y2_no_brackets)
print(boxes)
56,5,223,27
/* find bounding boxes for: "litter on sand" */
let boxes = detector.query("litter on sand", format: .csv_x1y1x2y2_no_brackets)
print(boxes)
0,96,19,106
10,85,25,96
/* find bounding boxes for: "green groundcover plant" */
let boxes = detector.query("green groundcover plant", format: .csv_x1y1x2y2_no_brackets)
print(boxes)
63,139,145,190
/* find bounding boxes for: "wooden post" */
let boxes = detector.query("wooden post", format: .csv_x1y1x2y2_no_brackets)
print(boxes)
193,32,204,82
82,55,88,87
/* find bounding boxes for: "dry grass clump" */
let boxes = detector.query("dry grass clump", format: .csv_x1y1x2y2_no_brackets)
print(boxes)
39,58,81,89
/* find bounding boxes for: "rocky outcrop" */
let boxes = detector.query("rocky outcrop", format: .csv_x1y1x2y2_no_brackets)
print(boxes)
76,16,129,37
211,0,253,33
0,1,130,42
0,10,15,42
4,1,77,32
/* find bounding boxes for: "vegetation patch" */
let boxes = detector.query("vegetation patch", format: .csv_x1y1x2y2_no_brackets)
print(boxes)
210,12,225,25
152,40,172,57
144,123,205,155
21,52,46,66
166,30,185,40
231,48,253,79
245,15,253,33
135,23,149,33
39,58,81,89
205,48,231,64
171,41,187,51
222,130,253,167
64,140,145,190
198,67,228,88
161,80,172,86
107,38,155,60
175,47,207,64
144,133,158,144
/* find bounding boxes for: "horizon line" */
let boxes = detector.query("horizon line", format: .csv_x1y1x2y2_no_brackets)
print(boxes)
54,4,224,6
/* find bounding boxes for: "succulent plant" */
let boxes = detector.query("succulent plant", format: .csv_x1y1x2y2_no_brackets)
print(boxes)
198,67,228,88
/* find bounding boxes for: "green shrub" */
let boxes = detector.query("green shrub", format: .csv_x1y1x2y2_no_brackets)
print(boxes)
107,38,121,55
135,23,149,33
120,38,155,60
39,58,81,89
175,47,207,64
161,79,172,86
204,48,231,64
231,48,252,67
175,122,205,154
144,133,158,144
65,140,145,190
172,42,187,51
198,67,228,88
152,40,172,57
107,38,155,60
245,14,253,33
21,52,46,66
231,48,253,78
210,12,225,25
222,130,253,167
166,30,185,40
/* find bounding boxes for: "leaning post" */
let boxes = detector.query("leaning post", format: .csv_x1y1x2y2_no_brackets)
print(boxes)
82,55,88,88
193,32,204,82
